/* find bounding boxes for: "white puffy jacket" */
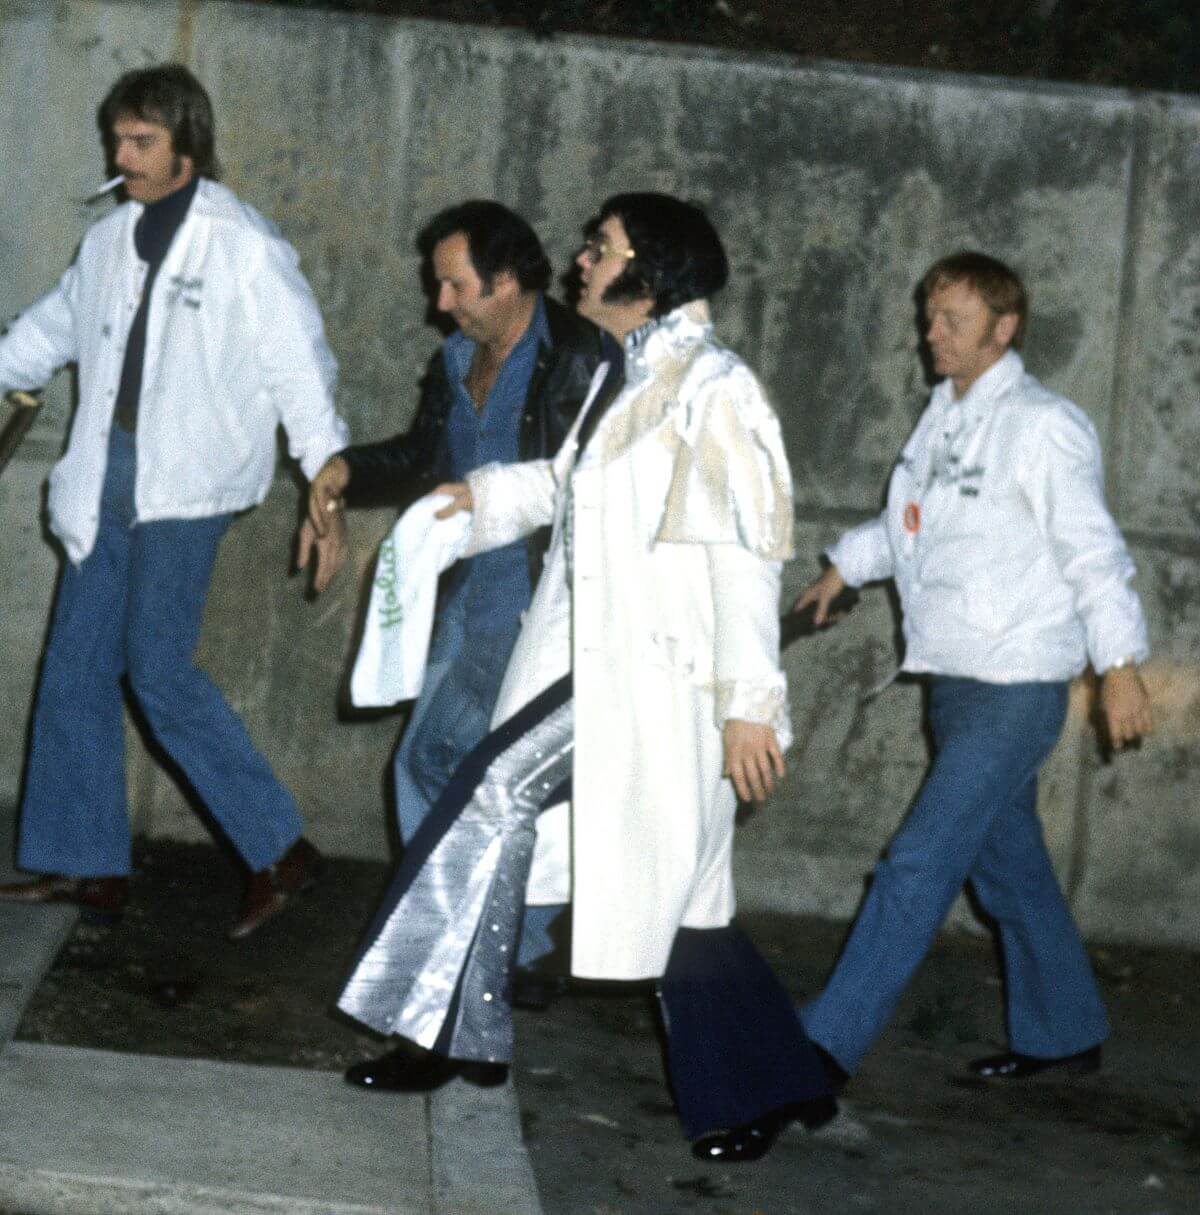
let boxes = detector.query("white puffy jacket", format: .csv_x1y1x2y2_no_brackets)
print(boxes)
828,350,1148,682
0,178,348,563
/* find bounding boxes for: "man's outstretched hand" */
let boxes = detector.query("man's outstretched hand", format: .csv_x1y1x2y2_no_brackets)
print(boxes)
792,564,848,628
307,454,351,536
1100,664,1152,751
296,508,348,595
433,481,473,518
723,720,785,803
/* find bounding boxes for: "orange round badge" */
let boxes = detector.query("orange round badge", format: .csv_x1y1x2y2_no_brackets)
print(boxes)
903,502,921,534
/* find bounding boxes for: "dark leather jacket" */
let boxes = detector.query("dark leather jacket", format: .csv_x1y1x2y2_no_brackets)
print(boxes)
340,296,609,585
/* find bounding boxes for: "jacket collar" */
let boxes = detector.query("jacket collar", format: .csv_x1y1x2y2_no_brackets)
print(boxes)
934,347,1024,412
119,177,221,270
542,295,598,354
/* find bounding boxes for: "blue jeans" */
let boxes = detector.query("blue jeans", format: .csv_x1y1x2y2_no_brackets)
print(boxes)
17,427,303,878
392,598,563,966
802,676,1108,1073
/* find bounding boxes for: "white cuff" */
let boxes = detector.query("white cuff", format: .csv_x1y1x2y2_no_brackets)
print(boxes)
715,676,793,752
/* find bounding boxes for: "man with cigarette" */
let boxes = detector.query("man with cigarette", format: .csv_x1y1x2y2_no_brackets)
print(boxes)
794,252,1151,1086
297,201,609,993
0,64,347,937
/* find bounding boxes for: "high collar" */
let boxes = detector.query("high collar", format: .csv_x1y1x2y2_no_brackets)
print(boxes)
132,174,199,265
623,300,713,382
137,173,197,225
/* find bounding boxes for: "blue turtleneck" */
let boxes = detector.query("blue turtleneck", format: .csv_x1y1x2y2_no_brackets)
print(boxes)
113,174,200,433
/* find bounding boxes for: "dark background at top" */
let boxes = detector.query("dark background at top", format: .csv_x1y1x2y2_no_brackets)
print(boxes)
252,1,1200,94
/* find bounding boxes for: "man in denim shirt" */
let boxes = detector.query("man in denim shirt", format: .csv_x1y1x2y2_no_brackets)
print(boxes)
300,202,609,1005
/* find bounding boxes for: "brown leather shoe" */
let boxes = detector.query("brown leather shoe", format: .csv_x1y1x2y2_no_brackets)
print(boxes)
0,874,128,925
227,837,322,941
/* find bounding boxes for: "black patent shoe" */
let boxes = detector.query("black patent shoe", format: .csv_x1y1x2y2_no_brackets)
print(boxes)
968,1044,1102,1080
690,1095,838,1164
344,1041,508,1092
692,1114,785,1163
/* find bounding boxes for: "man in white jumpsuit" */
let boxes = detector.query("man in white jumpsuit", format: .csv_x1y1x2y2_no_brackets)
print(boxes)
338,193,836,1163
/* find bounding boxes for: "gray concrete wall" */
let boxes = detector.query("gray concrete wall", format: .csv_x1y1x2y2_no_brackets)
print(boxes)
1,0,1197,947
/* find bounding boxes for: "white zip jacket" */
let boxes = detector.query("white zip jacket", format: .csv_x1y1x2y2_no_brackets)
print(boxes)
0,179,349,564
828,350,1149,683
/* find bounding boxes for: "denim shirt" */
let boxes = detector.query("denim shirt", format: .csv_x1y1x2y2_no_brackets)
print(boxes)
438,294,548,634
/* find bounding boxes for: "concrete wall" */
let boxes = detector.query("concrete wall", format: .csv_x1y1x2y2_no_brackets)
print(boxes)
1,1,1197,947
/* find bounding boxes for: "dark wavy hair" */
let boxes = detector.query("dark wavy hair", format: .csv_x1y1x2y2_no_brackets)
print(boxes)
591,192,728,317
417,200,551,295
921,251,1029,348
98,64,220,180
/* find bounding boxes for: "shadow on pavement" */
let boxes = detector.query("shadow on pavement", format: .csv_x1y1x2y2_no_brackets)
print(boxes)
14,838,1200,1214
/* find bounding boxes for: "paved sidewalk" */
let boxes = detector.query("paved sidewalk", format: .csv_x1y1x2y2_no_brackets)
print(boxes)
0,807,543,1215
6,815,1199,1214
513,924,1200,1214
0,1043,428,1215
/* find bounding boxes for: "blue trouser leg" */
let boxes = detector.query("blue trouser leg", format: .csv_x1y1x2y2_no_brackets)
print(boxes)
122,512,303,872
19,428,302,876
390,599,473,843
515,903,563,966
18,434,137,877
661,925,833,1140
394,605,564,964
802,677,1105,1074
967,779,1109,1057
391,650,453,845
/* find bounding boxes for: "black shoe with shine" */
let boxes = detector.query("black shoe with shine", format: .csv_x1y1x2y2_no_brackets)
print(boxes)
692,1115,783,1163
968,1044,1102,1080
344,1041,508,1092
690,1096,838,1164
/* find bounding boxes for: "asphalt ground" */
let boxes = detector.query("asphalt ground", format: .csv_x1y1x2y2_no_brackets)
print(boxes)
13,838,1200,1214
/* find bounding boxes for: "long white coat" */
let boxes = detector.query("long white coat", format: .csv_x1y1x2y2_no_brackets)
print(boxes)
464,302,794,980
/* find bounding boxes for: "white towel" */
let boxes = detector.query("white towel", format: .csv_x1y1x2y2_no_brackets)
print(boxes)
350,493,471,708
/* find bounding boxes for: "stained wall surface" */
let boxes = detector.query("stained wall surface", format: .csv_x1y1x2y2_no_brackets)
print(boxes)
1,0,1196,945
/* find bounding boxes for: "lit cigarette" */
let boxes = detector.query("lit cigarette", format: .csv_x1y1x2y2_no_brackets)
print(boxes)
84,175,125,202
